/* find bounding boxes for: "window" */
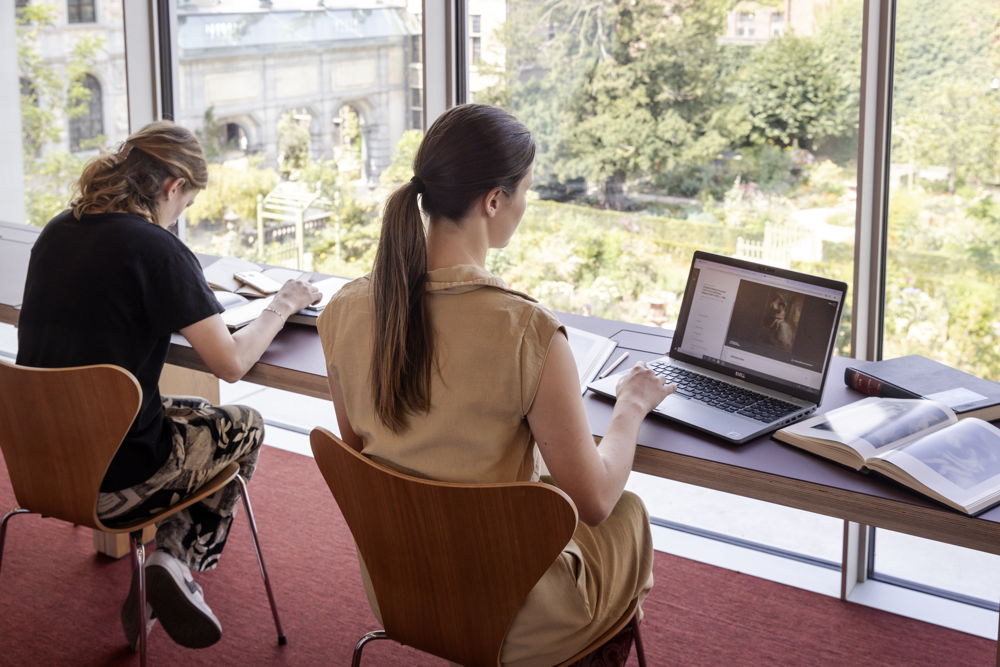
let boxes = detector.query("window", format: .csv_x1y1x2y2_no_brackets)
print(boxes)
770,11,784,37
471,36,481,65
471,14,481,35
874,0,1000,605
736,11,755,37
173,2,423,272
410,35,422,64
9,5,127,226
66,0,95,24
68,73,102,151
472,0,861,561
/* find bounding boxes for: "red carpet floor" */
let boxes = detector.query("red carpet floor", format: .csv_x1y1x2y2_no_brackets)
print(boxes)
0,445,993,666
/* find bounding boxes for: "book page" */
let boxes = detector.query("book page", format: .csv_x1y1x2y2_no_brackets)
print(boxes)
873,419,1000,510
212,289,250,310
783,397,955,461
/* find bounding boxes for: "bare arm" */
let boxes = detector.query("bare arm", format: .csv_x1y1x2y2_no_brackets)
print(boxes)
527,333,672,525
180,279,320,383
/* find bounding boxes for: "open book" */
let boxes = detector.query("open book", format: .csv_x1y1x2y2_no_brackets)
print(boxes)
218,276,349,329
774,397,1000,515
202,256,304,297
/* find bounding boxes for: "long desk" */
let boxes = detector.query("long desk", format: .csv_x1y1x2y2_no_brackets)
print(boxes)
165,308,1000,557
2,226,997,655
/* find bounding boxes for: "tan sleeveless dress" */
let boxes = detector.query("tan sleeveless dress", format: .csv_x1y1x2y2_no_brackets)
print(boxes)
317,264,653,666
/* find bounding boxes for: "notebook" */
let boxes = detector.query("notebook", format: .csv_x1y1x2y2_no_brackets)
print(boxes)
220,276,349,329
587,251,847,444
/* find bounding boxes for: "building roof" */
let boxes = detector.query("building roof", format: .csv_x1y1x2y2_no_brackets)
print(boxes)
178,6,419,55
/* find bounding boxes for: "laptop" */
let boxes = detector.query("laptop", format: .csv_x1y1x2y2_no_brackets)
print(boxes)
587,251,847,444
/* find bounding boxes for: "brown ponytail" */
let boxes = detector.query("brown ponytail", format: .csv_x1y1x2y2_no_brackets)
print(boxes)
370,104,535,432
370,180,430,433
71,120,207,226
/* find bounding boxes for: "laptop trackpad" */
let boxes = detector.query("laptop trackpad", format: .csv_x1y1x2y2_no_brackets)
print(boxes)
656,394,762,439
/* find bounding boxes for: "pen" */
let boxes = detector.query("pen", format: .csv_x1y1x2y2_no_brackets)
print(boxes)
598,351,630,379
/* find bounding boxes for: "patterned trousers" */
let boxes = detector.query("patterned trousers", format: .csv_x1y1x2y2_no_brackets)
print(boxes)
96,396,264,572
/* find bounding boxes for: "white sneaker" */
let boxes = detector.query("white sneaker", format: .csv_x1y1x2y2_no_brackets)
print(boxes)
145,550,222,648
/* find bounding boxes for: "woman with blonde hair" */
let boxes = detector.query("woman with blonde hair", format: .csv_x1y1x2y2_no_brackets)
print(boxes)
318,104,672,665
17,120,320,651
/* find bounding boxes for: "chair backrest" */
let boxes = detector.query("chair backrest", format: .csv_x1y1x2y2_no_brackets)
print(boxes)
309,427,579,667
0,360,141,529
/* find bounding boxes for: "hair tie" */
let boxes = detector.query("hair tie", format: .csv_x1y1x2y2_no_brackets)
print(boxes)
410,175,425,194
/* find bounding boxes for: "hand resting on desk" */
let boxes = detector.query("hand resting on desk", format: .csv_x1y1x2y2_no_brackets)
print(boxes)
181,278,320,383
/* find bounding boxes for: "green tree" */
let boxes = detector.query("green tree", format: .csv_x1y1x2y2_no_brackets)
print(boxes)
277,110,311,179
736,36,848,151
186,158,278,229
379,130,422,187
483,0,737,209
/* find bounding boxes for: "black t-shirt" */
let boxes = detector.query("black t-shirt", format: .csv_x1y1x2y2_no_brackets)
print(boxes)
16,211,224,491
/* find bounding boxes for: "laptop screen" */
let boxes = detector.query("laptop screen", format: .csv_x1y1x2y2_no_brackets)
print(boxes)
670,251,846,401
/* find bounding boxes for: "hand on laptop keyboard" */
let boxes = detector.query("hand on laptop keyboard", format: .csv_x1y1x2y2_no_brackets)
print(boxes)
615,362,677,414
648,361,798,423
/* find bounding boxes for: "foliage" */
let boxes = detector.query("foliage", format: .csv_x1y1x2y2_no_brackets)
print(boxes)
277,110,311,179
482,0,738,209
17,1,103,225
195,107,225,162
185,158,278,229
735,36,849,150
379,130,423,187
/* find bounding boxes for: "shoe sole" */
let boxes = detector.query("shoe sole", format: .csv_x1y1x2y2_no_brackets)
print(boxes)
146,563,222,649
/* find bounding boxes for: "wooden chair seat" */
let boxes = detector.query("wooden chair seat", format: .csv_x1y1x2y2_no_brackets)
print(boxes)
0,360,286,665
310,427,646,667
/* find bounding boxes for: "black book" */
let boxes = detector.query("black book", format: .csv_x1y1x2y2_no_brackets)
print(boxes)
844,355,1000,422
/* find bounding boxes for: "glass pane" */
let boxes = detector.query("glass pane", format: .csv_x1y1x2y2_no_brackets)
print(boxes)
873,529,1000,603
13,0,129,226
628,472,843,562
472,0,862,556
883,0,999,377
876,0,999,599
173,1,423,277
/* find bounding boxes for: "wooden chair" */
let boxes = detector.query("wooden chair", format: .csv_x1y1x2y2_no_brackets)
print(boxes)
309,427,647,667
0,360,286,666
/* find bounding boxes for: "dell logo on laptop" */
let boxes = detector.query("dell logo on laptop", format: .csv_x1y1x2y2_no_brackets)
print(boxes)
735,371,746,379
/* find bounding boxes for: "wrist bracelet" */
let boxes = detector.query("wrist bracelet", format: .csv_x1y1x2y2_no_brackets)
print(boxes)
263,305,286,322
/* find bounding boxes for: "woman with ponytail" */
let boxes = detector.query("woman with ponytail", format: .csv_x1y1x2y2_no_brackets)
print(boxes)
318,104,672,666
17,120,320,651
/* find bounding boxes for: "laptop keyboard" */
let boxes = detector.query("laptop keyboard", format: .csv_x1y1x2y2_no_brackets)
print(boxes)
648,361,800,423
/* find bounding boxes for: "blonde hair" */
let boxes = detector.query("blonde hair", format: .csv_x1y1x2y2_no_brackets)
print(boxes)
71,121,208,225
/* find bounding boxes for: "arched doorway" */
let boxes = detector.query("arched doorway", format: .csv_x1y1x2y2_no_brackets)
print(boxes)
332,104,366,182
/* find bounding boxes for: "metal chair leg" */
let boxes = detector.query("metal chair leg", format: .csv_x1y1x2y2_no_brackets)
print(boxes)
352,630,390,667
235,474,287,645
632,617,646,667
128,530,149,667
0,508,31,575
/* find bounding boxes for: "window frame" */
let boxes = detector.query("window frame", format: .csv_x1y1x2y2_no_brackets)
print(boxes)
66,0,97,25
68,72,103,152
